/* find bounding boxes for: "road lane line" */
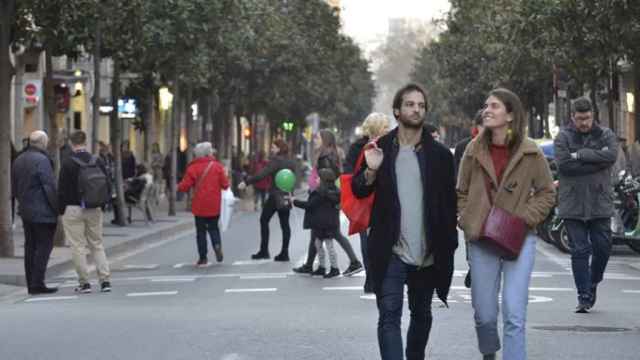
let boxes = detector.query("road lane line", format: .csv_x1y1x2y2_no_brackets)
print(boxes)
239,275,287,279
122,264,159,270
126,291,178,297
225,288,277,293
622,290,640,293
450,286,573,291
151,278,196,282
323,286,362,291
232,260,272,266
24,296,78,303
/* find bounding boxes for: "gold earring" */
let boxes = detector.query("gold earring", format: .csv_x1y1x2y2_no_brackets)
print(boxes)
507,127,513,142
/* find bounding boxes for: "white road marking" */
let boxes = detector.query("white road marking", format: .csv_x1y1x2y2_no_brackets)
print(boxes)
24,296,78,303
122,264,159,270
450,286,572,292
622,290,640,294
151,278,196,283
225,288,277,293
323,286,362,291
239,275,287,280
173,263,187,269
536,242,570,268
232,260,272,266
126,291,178,297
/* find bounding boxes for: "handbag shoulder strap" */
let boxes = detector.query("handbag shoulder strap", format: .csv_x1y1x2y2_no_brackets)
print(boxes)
194,161,215,196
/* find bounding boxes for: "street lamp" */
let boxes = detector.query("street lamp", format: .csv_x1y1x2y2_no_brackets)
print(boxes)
159,87,173,111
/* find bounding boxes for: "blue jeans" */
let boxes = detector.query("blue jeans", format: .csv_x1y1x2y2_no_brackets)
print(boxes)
564,218,612,302
195,216,221,260
469,233,536,360
376,255,435,360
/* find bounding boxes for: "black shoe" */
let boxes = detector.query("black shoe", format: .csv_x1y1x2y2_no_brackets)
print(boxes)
274,253,290,262
324,268,340,278
28,286,58,295
251,252,270,260
292,264,313,274
342,261,363,277
589,284,597,308
214,244,224,262
74,283,92,294
464,270,472,288
364,281,374,294
312,267,326,277
100,281,112,293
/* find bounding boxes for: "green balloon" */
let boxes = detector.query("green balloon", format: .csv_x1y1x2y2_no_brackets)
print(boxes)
275,169,296,192
335,178,341,189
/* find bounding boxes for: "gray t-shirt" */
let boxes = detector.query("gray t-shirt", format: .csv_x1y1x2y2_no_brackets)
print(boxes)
393,145,434,267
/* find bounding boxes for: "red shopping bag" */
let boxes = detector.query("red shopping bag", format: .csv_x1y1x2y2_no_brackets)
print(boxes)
340,149,375,235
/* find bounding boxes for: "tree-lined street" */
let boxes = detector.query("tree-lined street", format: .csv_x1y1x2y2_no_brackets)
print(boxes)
2,207,640,359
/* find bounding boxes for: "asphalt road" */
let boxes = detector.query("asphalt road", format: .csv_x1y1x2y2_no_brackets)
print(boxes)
2,207,640,360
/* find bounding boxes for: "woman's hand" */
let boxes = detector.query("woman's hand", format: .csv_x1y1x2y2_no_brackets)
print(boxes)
364,141,383,171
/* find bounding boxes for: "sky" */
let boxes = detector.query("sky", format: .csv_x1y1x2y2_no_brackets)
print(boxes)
340,0,451,53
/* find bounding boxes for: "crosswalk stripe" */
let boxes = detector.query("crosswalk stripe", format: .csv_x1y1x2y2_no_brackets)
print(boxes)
622,290,640,293
24,296,78,303
126,291,178,297
151,278,196,282
225,288,277,293
232,260,272,266
240,275,287,279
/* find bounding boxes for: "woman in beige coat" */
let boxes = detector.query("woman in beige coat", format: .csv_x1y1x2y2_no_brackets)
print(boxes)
457,88,555,360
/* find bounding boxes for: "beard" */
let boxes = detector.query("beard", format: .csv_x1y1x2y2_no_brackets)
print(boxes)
397,114,424,129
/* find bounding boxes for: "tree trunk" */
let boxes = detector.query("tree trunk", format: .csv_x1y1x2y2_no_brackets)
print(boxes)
185,88,193,211
110,60,126,226
91,5,101,152
142,75,154,163
43,50,67,246
607,62,616,133
590,81,599,124
168,73,180,216
634,61,640,143
0,0,16,257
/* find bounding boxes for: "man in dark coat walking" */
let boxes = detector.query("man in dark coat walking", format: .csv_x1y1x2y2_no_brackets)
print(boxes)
352,83,458,360
12,130,59,295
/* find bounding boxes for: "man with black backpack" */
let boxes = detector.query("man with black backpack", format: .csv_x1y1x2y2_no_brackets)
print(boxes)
59,130,112,294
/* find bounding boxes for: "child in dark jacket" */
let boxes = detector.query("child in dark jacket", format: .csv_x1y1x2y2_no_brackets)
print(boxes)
293,168,341,278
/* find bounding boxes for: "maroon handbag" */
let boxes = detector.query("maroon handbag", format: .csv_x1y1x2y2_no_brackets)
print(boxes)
480,174,528,260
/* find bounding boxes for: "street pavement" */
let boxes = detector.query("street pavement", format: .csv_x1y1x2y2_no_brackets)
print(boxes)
1,203,640,359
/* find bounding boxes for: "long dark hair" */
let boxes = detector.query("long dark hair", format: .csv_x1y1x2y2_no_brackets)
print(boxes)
316,129,341,174
480,88,526,151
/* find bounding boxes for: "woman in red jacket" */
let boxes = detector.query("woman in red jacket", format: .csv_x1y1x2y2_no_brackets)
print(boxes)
178,142,230,267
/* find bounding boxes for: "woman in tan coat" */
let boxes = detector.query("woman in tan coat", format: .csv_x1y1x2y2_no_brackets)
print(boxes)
457,88,555,360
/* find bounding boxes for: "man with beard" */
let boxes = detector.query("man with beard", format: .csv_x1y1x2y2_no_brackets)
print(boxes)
352,83,458,359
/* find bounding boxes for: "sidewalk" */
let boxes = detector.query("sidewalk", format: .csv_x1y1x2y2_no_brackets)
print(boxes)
0,198,198,292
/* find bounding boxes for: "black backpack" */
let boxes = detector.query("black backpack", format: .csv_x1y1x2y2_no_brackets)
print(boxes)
72,156,110,208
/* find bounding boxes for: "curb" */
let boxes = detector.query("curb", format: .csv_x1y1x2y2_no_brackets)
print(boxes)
0,219,195,287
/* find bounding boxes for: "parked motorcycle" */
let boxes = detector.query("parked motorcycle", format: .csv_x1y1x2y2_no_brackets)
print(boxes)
540,170,640,254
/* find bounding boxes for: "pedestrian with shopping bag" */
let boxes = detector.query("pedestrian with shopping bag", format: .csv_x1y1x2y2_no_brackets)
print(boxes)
178,142,230,267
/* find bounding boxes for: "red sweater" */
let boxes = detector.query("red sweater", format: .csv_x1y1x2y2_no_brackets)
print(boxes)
490,144,510,184
178,157,230,217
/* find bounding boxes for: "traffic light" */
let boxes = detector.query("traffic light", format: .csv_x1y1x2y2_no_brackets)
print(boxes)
243,127,251,139
282,121,294,132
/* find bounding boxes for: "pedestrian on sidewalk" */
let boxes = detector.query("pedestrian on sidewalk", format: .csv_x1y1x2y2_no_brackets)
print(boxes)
59,130,113,294
341,113,391,292
12,130,59,295
554,97,618,313
238,139,297,262
458,88,555,360
292,129,364,276
293,168,342,278
352,83,458,360
178,142,230,266
251,151,271,212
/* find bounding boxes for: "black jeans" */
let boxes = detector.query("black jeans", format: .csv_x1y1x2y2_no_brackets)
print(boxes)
565,218,612,301
22,220,56,289
377,255,435,360
259,195,291,255
195,216,221,261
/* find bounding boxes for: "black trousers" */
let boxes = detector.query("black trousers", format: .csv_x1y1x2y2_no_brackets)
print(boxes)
22,220,56,289
259,195,291,255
